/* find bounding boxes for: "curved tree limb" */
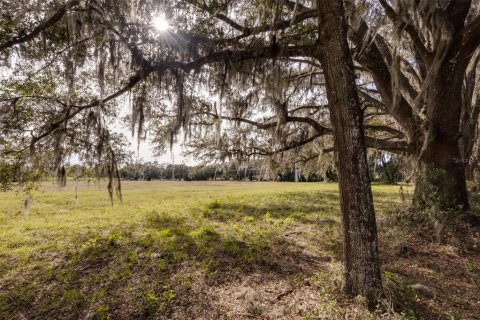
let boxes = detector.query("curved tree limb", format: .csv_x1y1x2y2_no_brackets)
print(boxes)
0,0,80,52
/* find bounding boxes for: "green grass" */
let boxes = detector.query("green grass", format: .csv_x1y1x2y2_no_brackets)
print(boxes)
0,181,409,318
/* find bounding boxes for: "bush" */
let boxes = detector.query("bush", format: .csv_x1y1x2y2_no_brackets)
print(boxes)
413,168,461,239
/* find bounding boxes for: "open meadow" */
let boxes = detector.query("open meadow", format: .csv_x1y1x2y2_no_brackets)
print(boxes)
0,181,479,319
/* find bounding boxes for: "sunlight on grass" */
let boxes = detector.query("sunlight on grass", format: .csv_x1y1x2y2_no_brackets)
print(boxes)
0,181,409,318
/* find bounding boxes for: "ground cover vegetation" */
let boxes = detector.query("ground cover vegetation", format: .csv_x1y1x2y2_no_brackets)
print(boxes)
1,181,479,319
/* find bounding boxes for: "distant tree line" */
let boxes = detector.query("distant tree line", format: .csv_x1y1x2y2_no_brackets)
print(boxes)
117,162,263,181
101,156,402,183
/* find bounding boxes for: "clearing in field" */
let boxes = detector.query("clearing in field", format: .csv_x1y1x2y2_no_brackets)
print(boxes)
0,181,479,319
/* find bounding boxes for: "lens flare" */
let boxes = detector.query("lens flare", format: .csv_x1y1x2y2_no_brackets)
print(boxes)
152,14,170,32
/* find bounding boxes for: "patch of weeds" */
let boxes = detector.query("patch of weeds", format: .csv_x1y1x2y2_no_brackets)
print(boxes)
158,227,191,243
465,261,475,272
307,299,342,319
200,207,213,218
107,231,122,246
383,271,419,318
243,216,254,223
190,226,221,255
143,291,160,314
308,270,336,293
157,258,170,272
127,251,137,264
283,216,295,225
200,202,234,221
264,212,272,222
54,265,78,283
320,237,342,257
92,289,106,302
160,288,176,312
79,233,122,264
176,274,193,290
82,236,100,251
62,288,86,310
206,199,222,210
401,308,418,320
158,227,193,263
136,233,155,248
118,266,133,279
96,305,110,320
220,238,266,266
245,298,264,317
0,279,38,313
190,226,220,242
146,211,184,229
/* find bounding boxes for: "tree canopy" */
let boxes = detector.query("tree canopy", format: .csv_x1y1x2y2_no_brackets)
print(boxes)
2,1,479,202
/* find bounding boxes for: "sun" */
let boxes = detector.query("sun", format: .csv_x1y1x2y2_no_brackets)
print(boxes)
152,14,170,32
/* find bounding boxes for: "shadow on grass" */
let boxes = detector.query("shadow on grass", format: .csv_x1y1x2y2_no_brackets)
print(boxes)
199,191,341,225
0,214,332,319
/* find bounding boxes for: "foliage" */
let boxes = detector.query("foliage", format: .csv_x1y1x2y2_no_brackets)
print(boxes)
4,0,463,190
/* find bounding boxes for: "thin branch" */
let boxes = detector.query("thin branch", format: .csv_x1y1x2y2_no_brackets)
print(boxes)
30,71,147,148
378,0,432,65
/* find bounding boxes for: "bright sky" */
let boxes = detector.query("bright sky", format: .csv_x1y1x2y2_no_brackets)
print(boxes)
151,14,170,32
129,139,196,165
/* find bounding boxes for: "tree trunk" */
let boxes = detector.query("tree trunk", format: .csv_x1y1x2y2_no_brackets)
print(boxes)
414,50,470,211
316,0,383,305
415,138,469,211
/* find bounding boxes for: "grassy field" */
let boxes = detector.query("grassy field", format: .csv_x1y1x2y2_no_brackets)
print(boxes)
0,181,478,319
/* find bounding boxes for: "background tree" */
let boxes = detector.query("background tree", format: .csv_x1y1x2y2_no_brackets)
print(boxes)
346,0,480,211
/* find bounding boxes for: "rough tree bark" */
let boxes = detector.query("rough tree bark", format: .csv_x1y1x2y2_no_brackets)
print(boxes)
414,2,475,211
416,59,470,211
316,0,383,304
461,54,480,181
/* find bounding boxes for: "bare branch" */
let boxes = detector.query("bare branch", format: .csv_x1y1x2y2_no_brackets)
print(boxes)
378,0,432,65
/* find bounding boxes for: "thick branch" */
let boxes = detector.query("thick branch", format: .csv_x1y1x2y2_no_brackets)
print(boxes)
364,124,405,137
207,112,330,135
0,0,80,52
364,136,409,153
151,44,316,73
461,15,480,59
348,16,422,143
446,0,473,31
184,0,317,40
